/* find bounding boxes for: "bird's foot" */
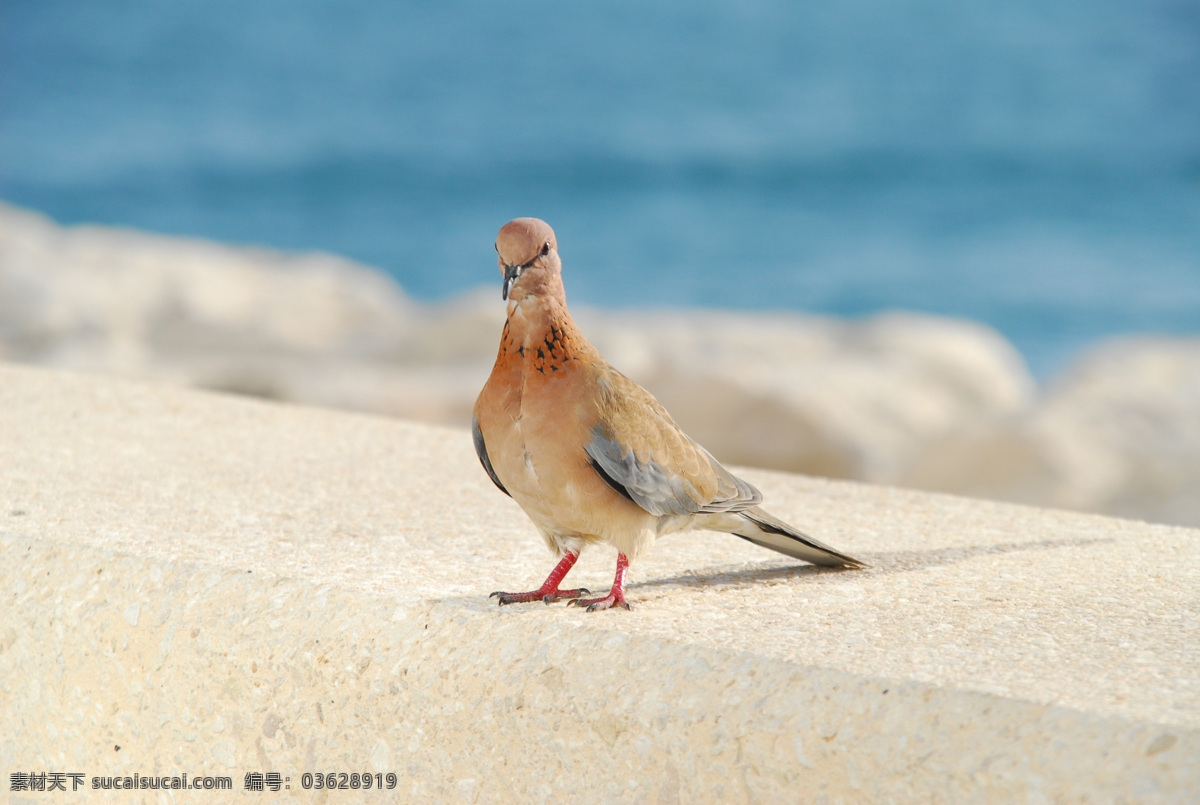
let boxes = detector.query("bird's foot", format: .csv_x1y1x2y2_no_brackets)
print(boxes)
491,551,585,606
490,587,590,606
567,589,631,612
567,553,633,612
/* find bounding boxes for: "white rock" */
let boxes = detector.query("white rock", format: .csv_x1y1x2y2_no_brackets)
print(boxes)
903,336,1200,527
0,202,414,373
578,309,1035,482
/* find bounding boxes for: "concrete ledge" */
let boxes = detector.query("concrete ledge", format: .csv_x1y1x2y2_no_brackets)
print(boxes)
2,363,1197,802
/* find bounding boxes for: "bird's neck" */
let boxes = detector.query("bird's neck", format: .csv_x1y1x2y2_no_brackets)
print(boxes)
498,294,592,373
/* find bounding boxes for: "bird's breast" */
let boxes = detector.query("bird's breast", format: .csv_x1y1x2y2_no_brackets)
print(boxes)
476,304,637,527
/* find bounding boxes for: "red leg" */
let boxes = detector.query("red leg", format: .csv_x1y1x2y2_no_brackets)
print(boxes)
569,553,632,612
490,551,590,605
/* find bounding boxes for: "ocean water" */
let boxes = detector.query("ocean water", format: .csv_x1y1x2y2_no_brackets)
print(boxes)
2,0,1197,377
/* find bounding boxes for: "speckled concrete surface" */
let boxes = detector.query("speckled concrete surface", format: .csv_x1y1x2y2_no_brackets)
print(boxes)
2,362,1198,803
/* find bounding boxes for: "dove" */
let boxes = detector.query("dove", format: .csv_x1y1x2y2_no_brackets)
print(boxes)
472,218,864,611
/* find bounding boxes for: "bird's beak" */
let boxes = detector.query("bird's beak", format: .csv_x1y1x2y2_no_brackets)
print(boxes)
502,264,523,300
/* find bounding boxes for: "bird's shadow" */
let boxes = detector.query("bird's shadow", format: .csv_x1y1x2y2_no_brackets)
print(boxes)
631,537,1113,593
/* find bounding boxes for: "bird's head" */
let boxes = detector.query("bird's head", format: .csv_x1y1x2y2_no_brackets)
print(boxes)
495,218,561,302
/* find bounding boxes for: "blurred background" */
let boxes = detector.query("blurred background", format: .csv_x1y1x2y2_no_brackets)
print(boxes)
2,0,1199,525
3,0,1198,376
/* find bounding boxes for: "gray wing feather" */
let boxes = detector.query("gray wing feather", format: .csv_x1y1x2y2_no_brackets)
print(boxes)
584,429,761,517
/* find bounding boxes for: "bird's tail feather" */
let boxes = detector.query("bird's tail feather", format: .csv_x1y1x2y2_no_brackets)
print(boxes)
729,507,866,569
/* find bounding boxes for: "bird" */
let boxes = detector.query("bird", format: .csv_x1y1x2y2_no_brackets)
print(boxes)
472,217,865,611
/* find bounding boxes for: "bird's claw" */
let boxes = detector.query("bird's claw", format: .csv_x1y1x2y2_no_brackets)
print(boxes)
542,588,589,605
567,594,631,612
490,587,590,606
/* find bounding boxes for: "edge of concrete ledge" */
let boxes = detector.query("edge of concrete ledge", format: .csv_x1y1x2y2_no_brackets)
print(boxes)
5,531,1197,803
2,363,1198,802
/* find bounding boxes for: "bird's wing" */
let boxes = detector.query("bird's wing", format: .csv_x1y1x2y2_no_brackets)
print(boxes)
583,368,761,517
472,416,510,498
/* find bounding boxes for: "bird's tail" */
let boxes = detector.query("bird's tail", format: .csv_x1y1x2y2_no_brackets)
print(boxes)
724,507,866,569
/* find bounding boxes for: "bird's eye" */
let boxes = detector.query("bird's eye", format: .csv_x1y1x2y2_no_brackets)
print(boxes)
540,241,551,256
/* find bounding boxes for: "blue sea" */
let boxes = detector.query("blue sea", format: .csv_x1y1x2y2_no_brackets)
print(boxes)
2,0,1197,377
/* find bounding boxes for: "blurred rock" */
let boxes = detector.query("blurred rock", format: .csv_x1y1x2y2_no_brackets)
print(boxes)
578,310,1034,482
4,201,1197,526
0,202,498,421
903,337,1200,527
